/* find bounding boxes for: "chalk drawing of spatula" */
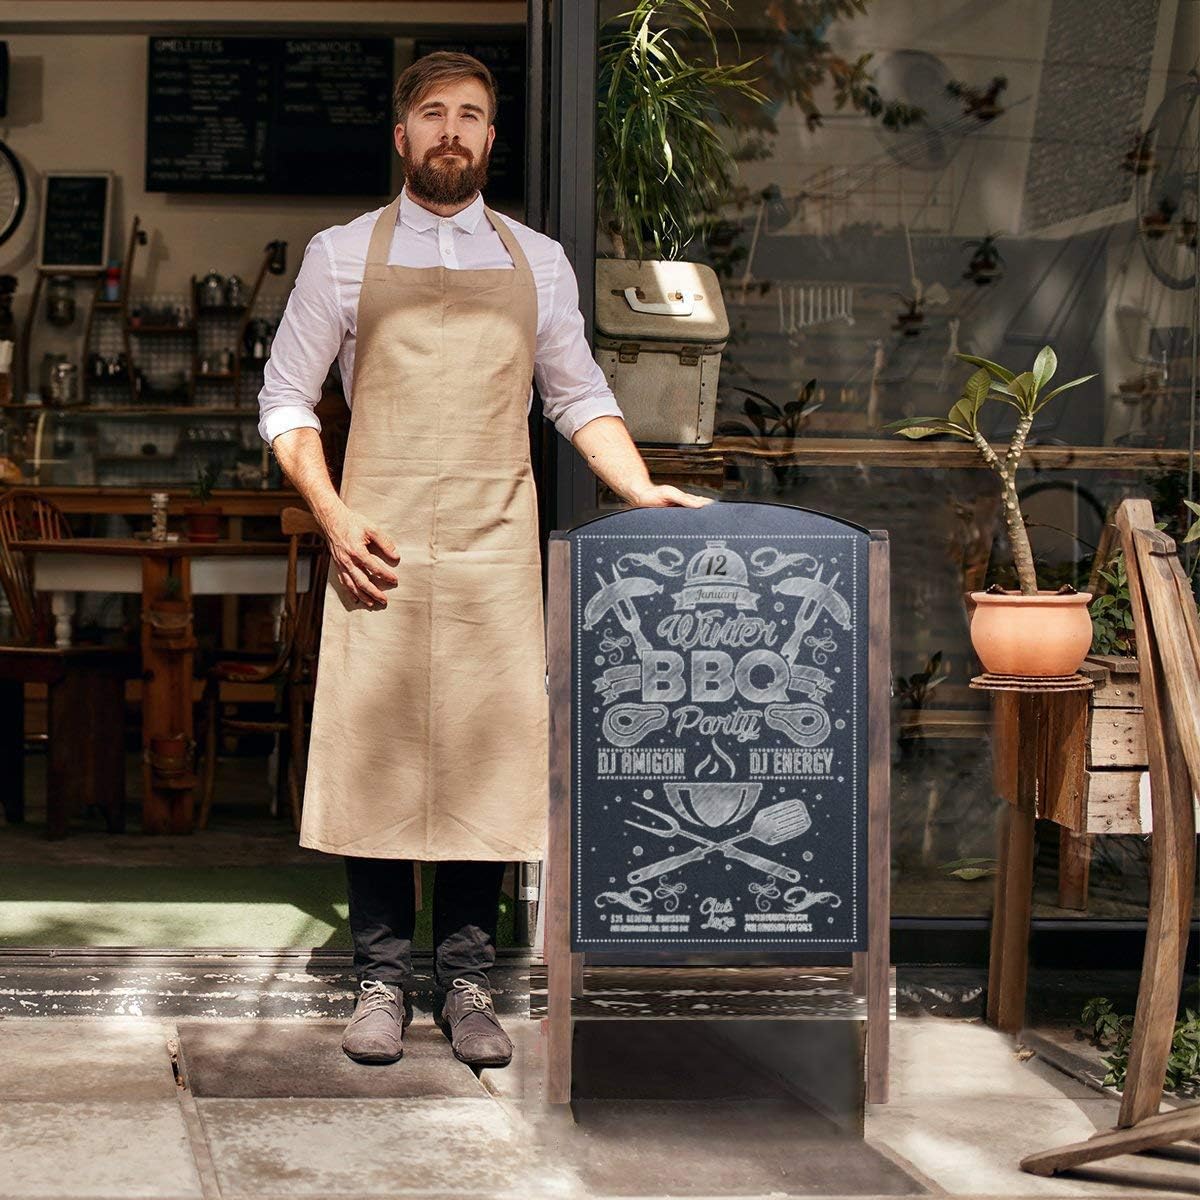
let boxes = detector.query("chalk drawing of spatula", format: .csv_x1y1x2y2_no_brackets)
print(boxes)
627,799,811,884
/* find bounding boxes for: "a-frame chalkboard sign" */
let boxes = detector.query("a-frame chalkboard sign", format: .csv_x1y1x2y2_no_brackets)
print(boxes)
542,501,891,1104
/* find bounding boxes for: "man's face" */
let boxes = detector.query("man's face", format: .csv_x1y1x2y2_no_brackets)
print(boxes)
395,77,494,206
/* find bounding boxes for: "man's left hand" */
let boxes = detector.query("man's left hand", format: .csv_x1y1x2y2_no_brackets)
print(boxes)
625,484,715,508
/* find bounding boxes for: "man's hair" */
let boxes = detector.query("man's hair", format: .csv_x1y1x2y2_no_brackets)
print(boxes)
393,51,498,126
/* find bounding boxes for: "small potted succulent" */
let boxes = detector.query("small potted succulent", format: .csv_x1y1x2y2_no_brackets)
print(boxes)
184,461,222,543
962,233,1004,286
891,293,925,336
886,345,1097,677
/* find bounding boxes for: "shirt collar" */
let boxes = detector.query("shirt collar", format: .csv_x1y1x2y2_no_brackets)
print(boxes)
398,185,485,234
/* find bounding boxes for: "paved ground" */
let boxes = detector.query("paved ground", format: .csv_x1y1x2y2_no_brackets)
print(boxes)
0,1003,1196,1200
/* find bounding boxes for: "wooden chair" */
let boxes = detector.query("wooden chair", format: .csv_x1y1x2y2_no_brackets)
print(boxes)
197,506,328,831
0,488,72,646
0,488,137,838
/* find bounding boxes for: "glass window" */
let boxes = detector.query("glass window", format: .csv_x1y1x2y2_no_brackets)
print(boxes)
597,0,1200,920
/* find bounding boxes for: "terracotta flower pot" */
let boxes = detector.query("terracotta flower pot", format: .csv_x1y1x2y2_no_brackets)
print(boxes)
184,503,222,542
968,590,1093,677
148,733,192,776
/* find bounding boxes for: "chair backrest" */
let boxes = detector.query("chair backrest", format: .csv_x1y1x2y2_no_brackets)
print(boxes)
279,507,328,682
0,489,72,645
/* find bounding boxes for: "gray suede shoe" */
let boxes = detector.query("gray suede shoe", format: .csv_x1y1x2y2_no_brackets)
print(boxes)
341,979,413,1064
437,976,513,1068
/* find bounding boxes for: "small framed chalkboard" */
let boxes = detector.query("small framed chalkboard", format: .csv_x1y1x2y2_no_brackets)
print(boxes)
37,172,113,271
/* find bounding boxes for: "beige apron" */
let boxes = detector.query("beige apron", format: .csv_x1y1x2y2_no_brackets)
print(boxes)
299,195,549,861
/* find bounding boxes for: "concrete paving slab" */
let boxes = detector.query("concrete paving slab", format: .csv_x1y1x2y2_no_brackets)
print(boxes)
0,1018,179,1101
194,1096,579,1197
563,1099,926,1196
865,1096,1200,1196
889,1017,1096,1102
0,1100,203,1198
176,1020,487,1099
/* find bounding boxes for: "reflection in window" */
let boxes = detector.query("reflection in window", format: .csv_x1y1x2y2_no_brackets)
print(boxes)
597,0,1200,919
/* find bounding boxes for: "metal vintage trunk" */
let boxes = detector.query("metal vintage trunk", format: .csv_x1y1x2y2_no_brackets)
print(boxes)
594,259,729,446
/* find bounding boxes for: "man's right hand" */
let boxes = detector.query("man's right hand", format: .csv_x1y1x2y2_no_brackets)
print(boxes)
320,503,401,608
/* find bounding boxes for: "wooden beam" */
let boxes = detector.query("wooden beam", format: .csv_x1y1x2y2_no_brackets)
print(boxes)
543,536,573,1108
1114,500,1196,1128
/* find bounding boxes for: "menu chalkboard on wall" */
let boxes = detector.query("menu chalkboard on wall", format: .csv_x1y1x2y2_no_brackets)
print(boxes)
566,502,871,953
38,173,113,270
411,38,525,206
146,37,394,195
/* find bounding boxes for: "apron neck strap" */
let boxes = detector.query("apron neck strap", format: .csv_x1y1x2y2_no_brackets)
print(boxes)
482,207,533,277
366,194,402,267
365,193,534,277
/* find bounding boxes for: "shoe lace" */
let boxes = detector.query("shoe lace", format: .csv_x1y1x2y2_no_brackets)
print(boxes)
451,976,493,1011
357,978,399,1016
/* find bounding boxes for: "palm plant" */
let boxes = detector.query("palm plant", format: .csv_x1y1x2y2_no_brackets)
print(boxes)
886,346,1096,595
597,0,767,261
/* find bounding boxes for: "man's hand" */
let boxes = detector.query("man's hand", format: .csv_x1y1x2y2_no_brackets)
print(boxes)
320,503,401,608
268,428,400,607
626,483,714,508
570,417,716,509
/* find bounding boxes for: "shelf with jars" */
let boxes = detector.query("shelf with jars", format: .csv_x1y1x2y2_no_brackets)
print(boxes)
2,217,293,490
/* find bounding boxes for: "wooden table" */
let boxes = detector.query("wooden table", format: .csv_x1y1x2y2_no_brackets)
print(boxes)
13,538,311,834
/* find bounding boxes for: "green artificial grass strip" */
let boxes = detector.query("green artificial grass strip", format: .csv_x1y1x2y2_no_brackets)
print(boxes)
0,864,514,950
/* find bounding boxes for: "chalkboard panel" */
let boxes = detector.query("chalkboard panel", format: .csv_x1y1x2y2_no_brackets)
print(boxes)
566,502,870,953
38,173,112,270
146,37,393,195
411,38,525,206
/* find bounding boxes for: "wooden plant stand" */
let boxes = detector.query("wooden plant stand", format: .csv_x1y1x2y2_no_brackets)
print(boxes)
973,670,1093,1035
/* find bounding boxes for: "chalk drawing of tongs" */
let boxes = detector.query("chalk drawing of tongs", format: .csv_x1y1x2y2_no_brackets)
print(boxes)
624,803,802,884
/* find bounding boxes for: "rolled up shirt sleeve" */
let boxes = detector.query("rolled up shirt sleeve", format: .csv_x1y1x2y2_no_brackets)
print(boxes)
534,245,625,442
257,231,345,447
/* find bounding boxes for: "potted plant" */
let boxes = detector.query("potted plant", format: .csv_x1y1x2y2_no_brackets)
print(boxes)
1141,195,1176,239
147,731,194,780
184,461,222,542
1122,132,1155,176
962,234,1004,286
946,75,1007,122
886,345,1097,677
891,293,925,336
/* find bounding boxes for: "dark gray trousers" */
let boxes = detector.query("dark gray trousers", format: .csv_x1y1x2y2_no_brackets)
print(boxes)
343,856,506,992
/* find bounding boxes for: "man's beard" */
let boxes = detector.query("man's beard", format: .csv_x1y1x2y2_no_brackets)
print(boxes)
404,142,489,206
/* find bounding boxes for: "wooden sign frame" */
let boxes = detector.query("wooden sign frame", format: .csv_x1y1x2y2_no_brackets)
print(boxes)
541,504,891,1106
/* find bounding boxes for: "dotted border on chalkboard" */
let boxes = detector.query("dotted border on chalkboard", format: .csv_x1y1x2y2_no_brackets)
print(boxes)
572,532,866,948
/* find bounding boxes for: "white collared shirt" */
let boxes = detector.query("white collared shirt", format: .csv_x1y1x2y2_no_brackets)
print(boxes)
256,186,625,446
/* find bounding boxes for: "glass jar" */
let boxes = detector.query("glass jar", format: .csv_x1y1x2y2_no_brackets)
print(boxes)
150,491,170,542
46,275,77,327
198,269,225,309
